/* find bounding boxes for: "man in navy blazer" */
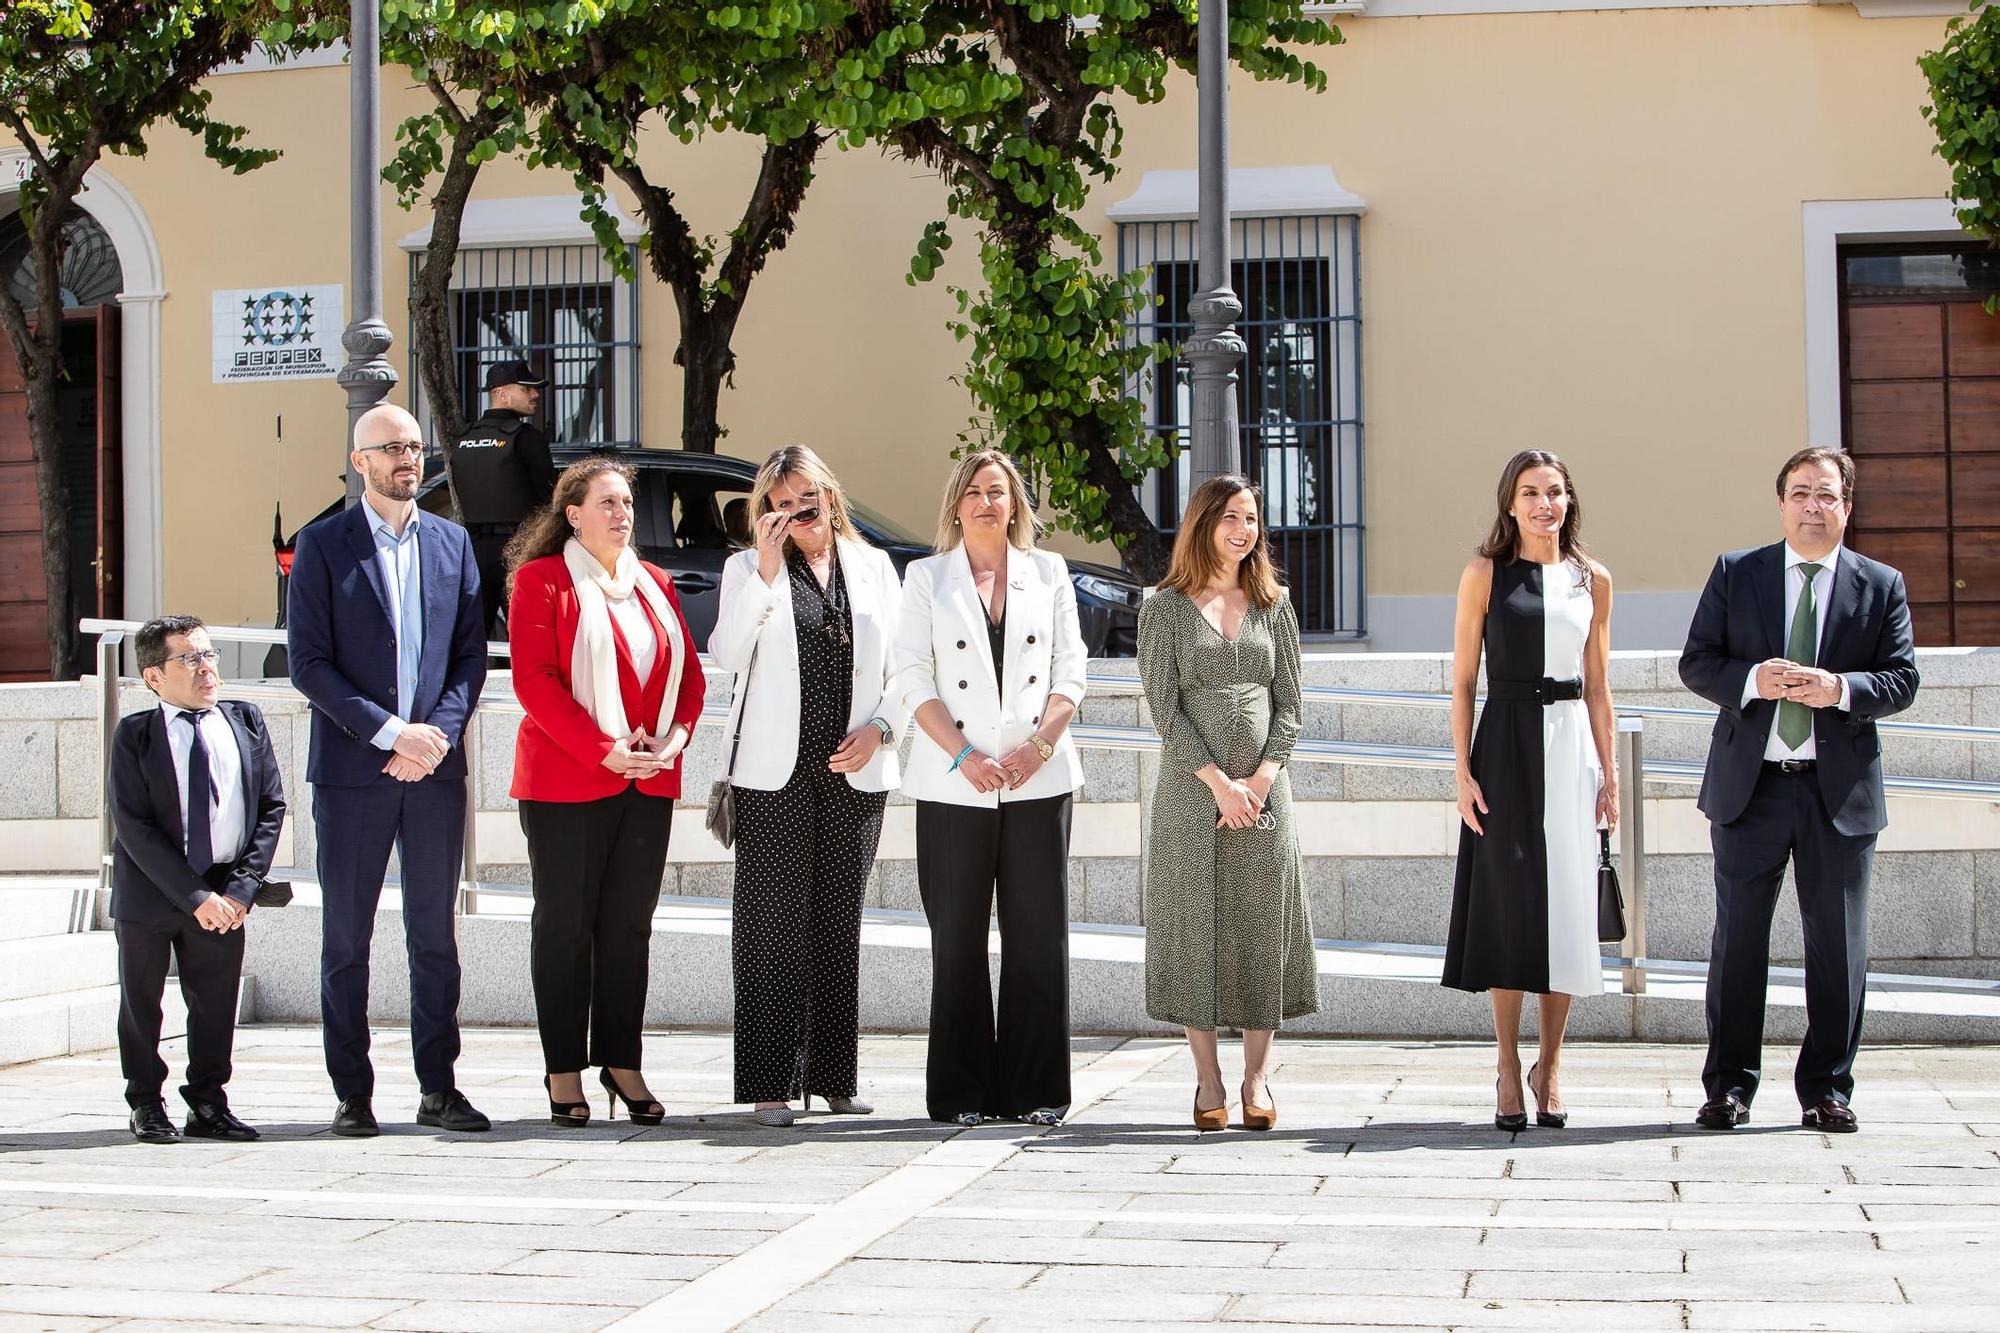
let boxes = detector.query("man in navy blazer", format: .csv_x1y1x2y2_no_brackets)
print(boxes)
1679,447,1918,1135
110,616,286,1144
287,403,490,1137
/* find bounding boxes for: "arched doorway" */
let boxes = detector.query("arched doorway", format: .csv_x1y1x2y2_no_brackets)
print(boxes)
0,206,125,678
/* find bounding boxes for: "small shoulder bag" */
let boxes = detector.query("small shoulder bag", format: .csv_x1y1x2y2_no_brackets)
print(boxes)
1597,828,1627,943
704,645,755,850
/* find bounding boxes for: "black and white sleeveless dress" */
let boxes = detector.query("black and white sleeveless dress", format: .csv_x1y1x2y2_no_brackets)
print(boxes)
1442,558,1605,998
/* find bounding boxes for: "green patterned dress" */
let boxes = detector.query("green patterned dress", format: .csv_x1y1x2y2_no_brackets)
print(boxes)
1138,590,1318,1031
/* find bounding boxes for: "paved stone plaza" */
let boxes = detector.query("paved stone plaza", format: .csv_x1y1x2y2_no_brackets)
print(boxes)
0,1028,1996,1331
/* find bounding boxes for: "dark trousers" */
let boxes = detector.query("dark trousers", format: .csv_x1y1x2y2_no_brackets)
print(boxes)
470,529,511,641
520,786,673,1072
115,915,245,1110
315,778,467,1099
1704,766,1875,1108
915,794,1073,1121
731,772,887,1103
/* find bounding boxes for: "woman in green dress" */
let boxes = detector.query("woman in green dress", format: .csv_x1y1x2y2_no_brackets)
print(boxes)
1139,476,1317,1133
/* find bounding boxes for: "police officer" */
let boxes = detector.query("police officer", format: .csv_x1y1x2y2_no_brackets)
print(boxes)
450,360,558,637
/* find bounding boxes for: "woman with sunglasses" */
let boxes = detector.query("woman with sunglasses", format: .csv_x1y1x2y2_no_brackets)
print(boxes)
1138,475,1315,1132
710,445,905,1128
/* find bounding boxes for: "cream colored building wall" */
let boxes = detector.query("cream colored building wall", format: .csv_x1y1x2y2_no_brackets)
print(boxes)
55,4,1959,643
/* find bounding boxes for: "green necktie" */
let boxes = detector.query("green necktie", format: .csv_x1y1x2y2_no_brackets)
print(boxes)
1777,561,1822,751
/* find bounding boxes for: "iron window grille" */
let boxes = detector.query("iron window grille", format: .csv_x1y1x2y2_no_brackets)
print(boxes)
1119,215,1364,637
408,242,641,449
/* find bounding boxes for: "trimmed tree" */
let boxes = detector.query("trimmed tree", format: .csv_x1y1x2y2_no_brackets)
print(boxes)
0,0,335,677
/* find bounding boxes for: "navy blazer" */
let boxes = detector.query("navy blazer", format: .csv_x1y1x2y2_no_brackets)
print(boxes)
1678,542,1919,837
286,501,488,786
109,699,287,924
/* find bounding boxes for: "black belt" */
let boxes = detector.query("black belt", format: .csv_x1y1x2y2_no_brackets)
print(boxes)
1487,676,1583,705
1765,758,1816,775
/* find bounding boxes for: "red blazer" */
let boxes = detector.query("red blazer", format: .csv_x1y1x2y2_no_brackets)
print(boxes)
509,555,706,802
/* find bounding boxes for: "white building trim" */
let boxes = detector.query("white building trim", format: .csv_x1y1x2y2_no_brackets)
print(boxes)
398,195,644,251
1801,197,1965,449
1106,165,1367,222
0,150,166,621
212,42,350,77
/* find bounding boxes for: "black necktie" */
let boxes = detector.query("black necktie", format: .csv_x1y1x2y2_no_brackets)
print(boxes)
181,710,214,871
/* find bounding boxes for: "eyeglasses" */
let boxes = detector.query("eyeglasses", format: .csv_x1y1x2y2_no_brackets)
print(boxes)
167,649,220,671
362,442,425,459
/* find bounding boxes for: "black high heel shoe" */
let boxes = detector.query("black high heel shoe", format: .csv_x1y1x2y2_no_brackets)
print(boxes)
544,1074,590,1128
1528,1062,1569,1129
1495,1074,1528,1132
599,1068,665,1126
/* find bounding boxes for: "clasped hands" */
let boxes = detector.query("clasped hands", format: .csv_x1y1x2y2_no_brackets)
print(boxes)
957,740,1049,794
1209,772,1273,830
383,722,451,782
193,892,246,934
601,726,690,779
1754,658,1842,710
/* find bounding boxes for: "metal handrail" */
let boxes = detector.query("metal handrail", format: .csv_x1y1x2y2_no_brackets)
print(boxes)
72,620,2000,1004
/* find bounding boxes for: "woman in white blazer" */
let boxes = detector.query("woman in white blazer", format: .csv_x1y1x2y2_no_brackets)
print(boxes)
710,445,905,1128
893,450,1087,1127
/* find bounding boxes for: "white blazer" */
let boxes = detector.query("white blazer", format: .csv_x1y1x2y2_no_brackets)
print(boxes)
709,538,905,792
892,544,1088,807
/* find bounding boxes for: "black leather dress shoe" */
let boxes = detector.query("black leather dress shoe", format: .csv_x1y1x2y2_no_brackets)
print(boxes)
129,1102,180,1144
1801,1097,1859,1133
331,1095,379,1138
184,1102,259,1142
1696,1092,1751,1130
416,1089,491,1132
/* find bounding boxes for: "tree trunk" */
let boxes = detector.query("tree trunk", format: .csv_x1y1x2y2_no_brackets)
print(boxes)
23,351,75,678
676,314,729,454
1077,417,1172,583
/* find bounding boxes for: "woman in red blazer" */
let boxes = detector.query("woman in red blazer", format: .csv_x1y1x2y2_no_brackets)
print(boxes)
506,457,704,1129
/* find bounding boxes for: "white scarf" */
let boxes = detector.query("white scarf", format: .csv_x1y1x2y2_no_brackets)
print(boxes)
563,537,685,749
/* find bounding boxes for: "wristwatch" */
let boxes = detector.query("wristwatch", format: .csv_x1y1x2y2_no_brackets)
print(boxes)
1030,733,1055,761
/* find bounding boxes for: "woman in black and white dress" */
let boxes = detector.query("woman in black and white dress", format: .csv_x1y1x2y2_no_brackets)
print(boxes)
1442,450,1617,1131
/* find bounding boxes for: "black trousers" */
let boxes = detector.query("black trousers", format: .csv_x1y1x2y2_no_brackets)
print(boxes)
116,915,245,1110
731,772,886,1103
1704,765,1875,1108
520,786,673,1072
915,794,1073,1121
470,529,511,640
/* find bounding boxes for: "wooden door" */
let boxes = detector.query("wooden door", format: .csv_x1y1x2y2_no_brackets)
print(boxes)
94,302,122,621
1841,246,2000,646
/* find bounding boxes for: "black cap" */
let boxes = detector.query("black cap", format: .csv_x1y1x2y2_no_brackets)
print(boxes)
484,360,547,391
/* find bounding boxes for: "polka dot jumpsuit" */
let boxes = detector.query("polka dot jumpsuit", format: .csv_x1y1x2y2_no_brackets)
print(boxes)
730,547,887,1104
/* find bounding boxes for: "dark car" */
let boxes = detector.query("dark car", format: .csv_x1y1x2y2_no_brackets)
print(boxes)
266,447,1142,674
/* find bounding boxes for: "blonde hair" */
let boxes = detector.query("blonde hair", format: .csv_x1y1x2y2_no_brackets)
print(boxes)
747,444,869,551
932,450,1040,553
1159,475,1285,609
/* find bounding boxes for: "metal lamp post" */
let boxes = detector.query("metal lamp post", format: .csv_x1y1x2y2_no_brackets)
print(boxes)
336,1,396,501
1181,0,1245,489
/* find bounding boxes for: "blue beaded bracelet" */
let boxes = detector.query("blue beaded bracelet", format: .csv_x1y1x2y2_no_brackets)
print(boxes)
948,743,975,772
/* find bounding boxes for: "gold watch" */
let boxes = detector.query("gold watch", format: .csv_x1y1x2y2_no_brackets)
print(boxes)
1030,734,1055,761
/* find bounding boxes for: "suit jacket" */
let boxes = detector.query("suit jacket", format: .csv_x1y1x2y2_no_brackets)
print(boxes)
708,539,905,792
892,544,1088,807
508,553,707,802
109,699,287,923
1678,542,1919,836
286,501,488,786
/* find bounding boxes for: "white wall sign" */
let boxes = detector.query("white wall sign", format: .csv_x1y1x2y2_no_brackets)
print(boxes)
212,284,343,383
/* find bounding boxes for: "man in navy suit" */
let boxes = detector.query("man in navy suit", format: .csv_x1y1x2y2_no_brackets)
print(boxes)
287,403,490,1137
1679,447,1918,1134
109,616,286,1144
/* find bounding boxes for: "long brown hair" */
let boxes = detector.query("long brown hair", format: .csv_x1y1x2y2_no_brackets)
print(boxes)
1159,475,1285,609
503,456,637,600
1478,450,1590,571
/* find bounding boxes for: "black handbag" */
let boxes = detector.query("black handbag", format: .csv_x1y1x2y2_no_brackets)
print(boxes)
1597,828,1626,943
704,646,754,850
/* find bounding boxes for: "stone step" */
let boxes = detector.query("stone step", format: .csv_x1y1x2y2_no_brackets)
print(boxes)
0,880,90,941
0,972,257,1069
0,932,117,1002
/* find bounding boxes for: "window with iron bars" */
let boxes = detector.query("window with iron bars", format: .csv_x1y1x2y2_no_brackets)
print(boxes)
1119,215,1364,637
408,243,642,448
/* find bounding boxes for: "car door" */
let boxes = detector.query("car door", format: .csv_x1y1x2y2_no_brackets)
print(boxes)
655,466,754,652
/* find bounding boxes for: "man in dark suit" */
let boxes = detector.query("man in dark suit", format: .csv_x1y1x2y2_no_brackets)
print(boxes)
1679,447,1919,1134
287,402,490,1137
109,616,286,1144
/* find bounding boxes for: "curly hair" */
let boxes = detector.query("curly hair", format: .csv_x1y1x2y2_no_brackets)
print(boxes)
502,456,637,601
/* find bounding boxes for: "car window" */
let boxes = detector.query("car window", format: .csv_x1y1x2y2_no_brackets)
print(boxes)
631,472,675,549
670,475,752,550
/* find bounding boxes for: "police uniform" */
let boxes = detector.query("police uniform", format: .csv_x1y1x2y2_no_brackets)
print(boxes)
450,405,556,636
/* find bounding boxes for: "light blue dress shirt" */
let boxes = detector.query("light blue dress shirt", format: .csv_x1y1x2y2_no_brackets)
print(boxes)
363,502,425,750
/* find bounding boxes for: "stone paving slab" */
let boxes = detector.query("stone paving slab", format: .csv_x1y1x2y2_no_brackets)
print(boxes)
0,1028,1996,1331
